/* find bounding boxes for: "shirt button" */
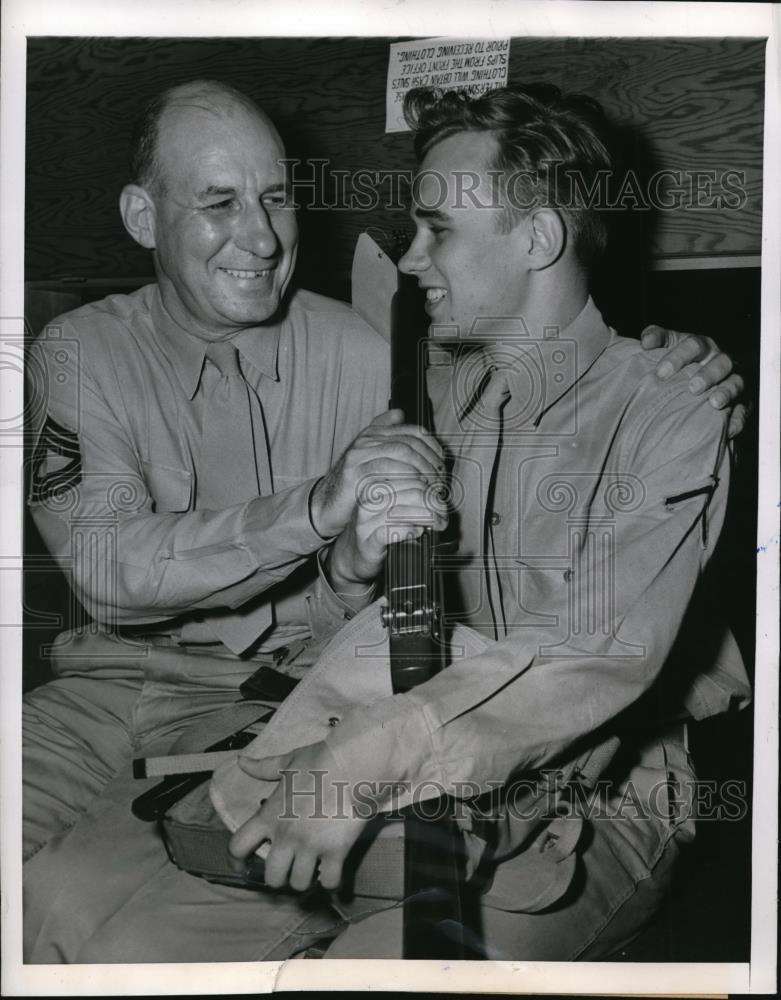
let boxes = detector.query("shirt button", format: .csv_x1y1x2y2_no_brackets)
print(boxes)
343,609,354,620
328,716,341,727
489,511,501,526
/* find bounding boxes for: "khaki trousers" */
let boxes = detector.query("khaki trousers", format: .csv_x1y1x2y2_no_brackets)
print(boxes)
23,630,691,963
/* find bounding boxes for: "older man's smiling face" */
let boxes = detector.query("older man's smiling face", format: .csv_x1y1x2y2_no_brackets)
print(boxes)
148,93,298,340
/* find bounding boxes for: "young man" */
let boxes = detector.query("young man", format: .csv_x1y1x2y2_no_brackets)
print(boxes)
229,84,751,960
24,79,744,962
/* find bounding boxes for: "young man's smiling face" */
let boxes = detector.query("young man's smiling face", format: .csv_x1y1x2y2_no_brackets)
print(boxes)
147,93,298,341
399,130,530,339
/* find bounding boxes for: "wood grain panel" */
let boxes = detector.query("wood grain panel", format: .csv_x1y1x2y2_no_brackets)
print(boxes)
25,36,765,291
504,37,765,259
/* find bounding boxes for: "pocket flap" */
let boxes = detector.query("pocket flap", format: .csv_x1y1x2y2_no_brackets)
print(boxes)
481,817,583,913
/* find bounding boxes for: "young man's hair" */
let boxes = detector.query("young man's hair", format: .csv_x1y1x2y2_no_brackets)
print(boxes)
404,83,614,266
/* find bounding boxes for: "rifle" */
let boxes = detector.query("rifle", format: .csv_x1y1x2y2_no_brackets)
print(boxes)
382,270,471,959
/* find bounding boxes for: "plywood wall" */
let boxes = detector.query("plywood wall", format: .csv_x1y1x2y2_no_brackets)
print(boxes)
25,36,765,296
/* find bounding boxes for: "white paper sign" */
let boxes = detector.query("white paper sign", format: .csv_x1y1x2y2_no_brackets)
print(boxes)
385,36,511,133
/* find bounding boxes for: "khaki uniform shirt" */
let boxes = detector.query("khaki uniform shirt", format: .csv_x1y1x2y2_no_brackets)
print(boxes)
28,283,391,652
322,297,751,805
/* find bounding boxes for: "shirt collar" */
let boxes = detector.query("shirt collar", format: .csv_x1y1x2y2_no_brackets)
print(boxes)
150,285,281,400
426,296,612,432
502,295,613,425
232,324,281,385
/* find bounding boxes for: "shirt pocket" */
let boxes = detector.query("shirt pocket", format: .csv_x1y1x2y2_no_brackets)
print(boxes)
662,474,716,512
141,460,193,512
662,473,717,547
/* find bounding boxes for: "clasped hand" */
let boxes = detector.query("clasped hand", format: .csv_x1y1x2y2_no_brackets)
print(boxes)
311,408,448,588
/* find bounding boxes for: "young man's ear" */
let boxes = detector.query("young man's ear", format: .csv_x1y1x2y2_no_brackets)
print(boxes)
525,207,566,270
119,184,157,250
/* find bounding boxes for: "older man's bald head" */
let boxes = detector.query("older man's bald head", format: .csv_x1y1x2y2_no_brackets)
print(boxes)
129,79,278,195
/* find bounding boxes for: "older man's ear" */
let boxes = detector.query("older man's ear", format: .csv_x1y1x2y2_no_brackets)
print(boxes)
120,184,157,250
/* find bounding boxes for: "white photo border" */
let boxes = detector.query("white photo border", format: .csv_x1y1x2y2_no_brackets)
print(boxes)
2,1,778,995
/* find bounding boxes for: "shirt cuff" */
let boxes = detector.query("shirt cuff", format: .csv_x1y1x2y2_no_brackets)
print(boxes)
325,693,444,813
305,548,376,641
307,477,337,542
240,478,326,566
